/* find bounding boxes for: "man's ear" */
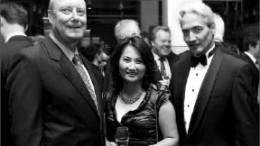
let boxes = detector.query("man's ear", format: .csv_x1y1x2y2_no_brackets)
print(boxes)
248,44,254,51
25,24,28,32
48,11,54,25
210,23,216,36
151,41,155,47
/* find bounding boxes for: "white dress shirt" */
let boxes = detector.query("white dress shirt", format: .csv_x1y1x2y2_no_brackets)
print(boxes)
184,44,215,132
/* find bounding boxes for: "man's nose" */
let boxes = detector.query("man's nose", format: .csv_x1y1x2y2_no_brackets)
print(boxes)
186,32,196,43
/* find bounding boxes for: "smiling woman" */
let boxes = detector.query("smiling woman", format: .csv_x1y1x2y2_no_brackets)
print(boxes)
104,36,179,146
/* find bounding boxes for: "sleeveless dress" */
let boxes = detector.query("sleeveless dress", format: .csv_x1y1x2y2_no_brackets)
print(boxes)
104,84,171,146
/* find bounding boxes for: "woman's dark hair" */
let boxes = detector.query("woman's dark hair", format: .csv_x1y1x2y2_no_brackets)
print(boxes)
109,36,157,94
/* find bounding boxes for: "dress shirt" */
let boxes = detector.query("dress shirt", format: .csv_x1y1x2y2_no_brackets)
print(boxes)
153,52,172,80
49,33,95,91
184,44,215,132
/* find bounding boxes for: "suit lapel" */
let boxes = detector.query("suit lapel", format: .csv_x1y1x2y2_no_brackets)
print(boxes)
188,48,223,137
173,52,192,137
43,36,100,118
80,54,104,117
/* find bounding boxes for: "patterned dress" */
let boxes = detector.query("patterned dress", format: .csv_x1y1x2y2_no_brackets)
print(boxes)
104,85,170,146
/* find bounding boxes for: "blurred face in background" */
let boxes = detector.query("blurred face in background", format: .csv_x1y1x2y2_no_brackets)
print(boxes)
181,13,215,56
151,30,172,57
48,0,87,44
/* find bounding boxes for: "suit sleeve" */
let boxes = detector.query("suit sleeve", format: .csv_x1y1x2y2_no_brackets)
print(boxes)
8,52,43,146
232,64,259,146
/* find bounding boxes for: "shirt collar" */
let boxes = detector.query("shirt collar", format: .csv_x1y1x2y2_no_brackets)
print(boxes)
205,43,215,58
49,32,78,61
245,52,257,63
152,51,162,61
5,33,26,42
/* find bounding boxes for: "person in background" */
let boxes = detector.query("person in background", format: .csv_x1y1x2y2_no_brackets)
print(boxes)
104,19,141,92
5,0,105,145
242,36,259,70
241,36,260,102
140,31,151,47
170,2,259,146
213,13,241,55
0,2,33,146
79,43,109,71
105,36,179,146
150,26,178,88
114,19,141,43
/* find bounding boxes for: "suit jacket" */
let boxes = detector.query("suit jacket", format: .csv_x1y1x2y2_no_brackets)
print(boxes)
0,35,33,146
6,36,105,146
240,53,259,81
170,44,259,146
154,52,179,81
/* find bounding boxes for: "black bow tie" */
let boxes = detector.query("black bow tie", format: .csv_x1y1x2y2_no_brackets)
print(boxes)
190,48,216,67
191,54,207,67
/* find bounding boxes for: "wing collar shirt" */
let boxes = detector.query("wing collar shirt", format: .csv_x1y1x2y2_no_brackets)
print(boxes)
184,43,215,132
152,52,172,80
49,33,95,91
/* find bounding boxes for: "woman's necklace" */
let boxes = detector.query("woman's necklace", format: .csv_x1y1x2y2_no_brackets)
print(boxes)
119,89,143,104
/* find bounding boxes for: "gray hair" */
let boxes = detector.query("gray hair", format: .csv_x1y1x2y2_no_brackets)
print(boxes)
114,19,141,43
214,13,225,42
179,2,215,28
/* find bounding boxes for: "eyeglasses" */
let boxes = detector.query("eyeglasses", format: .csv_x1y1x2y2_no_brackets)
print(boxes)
49,7,86,16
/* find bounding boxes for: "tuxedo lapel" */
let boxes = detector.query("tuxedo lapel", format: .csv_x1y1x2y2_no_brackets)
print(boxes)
43,36,100,118
188,48,223,137
173,52,192,137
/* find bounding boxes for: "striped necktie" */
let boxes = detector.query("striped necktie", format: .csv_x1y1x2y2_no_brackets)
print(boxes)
72,54,99,111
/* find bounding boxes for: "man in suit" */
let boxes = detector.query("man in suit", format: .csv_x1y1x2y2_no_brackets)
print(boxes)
0,2,33,146
150,26,178,87
5,0,105,145
170,2,259,146
242,36,259,70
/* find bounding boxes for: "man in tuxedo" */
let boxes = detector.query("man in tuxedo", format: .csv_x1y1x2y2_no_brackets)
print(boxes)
170,2,259,146
5,0,105,145
150,26,178,86
0,2,33,146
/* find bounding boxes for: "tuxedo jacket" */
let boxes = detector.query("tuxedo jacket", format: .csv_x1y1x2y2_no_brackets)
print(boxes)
7,36,105,146
0,35,33,146
170,44,259,146
154,52,179,82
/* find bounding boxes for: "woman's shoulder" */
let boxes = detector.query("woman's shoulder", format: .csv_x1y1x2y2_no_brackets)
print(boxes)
148,84,171,107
